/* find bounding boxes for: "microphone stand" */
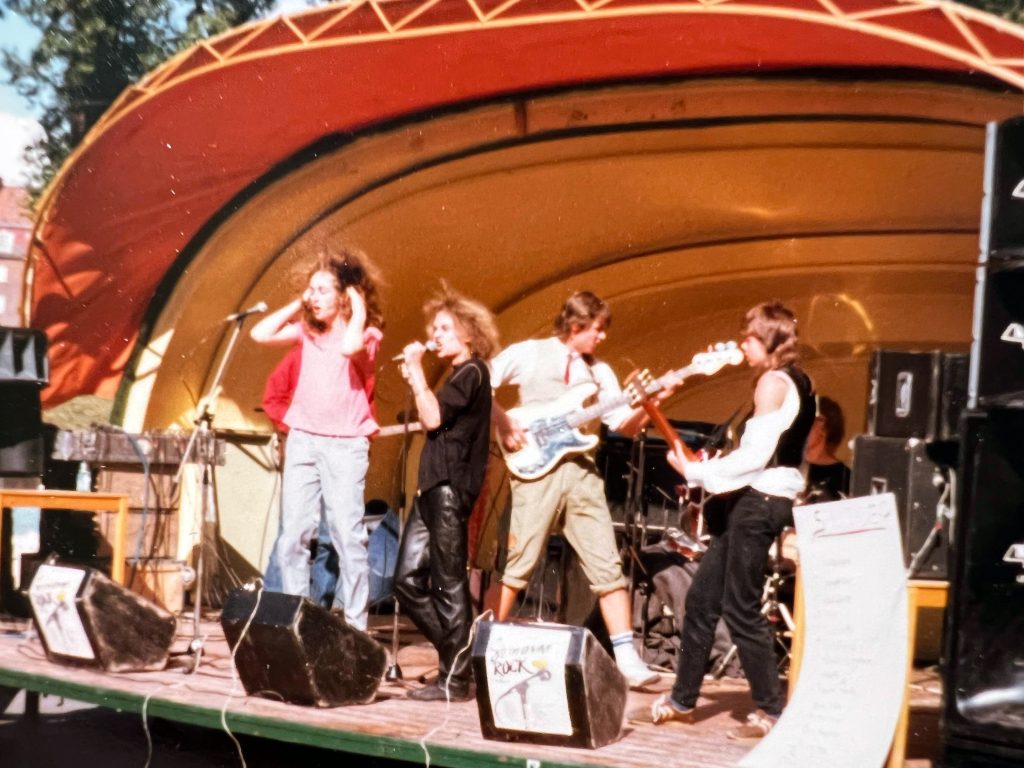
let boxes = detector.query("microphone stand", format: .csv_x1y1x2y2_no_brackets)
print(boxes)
385,391,416,682
174,312,251,674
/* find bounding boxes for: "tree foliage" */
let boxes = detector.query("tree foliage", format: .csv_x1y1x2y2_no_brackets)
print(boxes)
1,0,277,200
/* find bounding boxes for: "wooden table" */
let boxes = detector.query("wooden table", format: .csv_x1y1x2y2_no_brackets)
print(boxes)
887,579,948,768
0,489,130,584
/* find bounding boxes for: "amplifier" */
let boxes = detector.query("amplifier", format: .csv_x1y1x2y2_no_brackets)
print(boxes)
851,435,950,579
868,350,968,441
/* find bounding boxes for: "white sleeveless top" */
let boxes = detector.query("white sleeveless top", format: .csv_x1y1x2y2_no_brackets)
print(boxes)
685,369,806,499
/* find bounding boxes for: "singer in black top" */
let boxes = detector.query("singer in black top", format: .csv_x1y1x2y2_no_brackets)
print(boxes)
395,285,500,702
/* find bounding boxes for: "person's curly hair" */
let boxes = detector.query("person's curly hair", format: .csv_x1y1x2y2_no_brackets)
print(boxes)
742,301,799,369
300,246,385,334
423,283,500,360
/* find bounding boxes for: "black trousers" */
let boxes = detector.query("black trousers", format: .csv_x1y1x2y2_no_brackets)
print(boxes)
671,488,793,715
394,484,473,688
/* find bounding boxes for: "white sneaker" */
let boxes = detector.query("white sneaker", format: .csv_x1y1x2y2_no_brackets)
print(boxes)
616,654,659,689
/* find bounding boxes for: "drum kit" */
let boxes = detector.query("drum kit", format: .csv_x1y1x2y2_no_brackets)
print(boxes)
607,421,800,677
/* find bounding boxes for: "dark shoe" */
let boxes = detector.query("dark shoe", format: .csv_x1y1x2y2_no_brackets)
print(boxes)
407,681,473,703
727,709,778,740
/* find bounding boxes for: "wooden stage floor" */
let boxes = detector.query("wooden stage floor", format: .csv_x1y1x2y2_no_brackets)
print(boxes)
0,614,942,768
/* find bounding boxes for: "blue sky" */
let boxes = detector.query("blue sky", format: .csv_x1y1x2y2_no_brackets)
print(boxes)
0,11,39,118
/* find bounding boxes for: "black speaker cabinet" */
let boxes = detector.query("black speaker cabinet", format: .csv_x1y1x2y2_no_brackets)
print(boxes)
0,382,43,476
869,350,968,441
221,587,386,707
942,409,1024,760
27,562,176,671
851,435,950,579
969,257,1024,408
981,117,1024,257
472,621,627,749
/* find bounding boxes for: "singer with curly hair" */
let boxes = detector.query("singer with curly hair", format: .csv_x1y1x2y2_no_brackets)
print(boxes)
250,246,384,631
395,284,499,701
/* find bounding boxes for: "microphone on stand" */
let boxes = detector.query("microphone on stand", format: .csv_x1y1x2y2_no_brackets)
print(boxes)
391,341,437,362
225,301,268,322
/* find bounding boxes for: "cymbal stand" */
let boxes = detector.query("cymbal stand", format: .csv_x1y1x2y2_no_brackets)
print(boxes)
907,467,954,579
174,312,250,674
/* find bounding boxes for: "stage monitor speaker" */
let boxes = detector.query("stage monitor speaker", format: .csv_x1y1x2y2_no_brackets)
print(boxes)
27,561,176,671
868,350,968,441
851,435,950,579
471,621,627,749
942,409,1024,760
221,587,386,707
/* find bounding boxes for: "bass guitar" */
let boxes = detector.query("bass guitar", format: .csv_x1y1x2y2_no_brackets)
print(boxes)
625,369,709,560
501,343,742,480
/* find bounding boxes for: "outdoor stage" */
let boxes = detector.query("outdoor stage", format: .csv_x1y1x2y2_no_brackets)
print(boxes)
0,614,941,768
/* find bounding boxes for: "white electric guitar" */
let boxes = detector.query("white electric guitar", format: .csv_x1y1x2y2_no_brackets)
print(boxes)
501,343,743,480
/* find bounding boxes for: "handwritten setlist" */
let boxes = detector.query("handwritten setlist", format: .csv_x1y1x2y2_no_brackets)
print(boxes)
740,493,907,768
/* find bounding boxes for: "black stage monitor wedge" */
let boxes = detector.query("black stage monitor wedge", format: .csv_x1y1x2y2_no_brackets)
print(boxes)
851,435,950,579
28,562,176,672
472,621,627,749
221,587,386,707
942,409,1024,761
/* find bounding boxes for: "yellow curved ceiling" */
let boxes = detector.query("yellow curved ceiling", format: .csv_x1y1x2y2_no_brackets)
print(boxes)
122,76,1019,514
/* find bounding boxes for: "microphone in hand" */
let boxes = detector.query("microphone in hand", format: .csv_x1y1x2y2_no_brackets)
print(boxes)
225,301,268,322
392,341,437,362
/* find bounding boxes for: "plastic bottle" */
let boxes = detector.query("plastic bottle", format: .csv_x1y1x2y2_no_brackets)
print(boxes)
75,461,92,492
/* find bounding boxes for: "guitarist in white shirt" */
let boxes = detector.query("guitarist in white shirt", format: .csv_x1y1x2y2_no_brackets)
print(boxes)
489,291,658,689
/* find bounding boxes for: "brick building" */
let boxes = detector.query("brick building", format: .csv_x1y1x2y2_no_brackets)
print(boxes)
0,184,32,327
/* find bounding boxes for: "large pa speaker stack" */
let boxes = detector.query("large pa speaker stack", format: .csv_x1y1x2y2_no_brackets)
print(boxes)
942,116,1024,762
0,327,48,479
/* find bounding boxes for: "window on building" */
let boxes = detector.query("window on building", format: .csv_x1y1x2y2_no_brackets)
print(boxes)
0,264,8,283
0,231,14,255
0,295,6,314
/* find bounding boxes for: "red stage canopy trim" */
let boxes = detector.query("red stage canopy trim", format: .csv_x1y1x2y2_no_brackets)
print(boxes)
25,0,1024,406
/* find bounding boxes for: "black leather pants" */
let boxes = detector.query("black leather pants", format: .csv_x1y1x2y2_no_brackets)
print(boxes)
394,484,473,688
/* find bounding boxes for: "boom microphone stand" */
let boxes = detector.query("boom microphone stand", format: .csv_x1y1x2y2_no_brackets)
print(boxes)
174,310,253,674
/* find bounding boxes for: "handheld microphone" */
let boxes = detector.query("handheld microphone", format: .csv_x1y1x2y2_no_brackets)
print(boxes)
225,301,268,322
392,341,437,361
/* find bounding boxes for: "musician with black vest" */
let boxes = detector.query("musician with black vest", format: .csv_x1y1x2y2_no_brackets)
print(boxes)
651,301,816,740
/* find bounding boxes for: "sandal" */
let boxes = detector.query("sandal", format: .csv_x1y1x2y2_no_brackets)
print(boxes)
651,694,695,725
726,709,777,740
